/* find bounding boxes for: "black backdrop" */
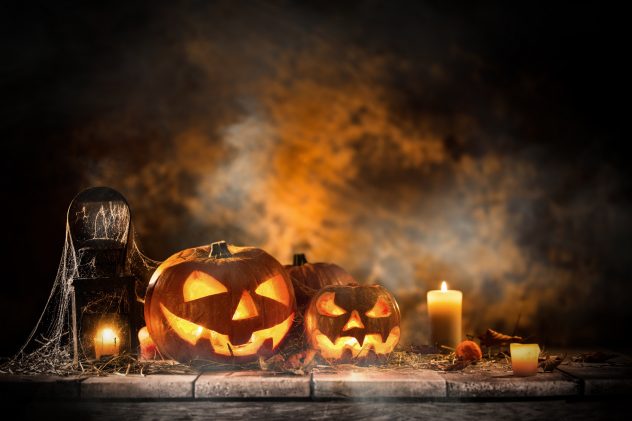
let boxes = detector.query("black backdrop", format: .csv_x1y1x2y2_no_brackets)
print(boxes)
1,1,629,356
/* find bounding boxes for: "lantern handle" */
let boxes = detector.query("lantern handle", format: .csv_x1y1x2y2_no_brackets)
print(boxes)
210,241,233,259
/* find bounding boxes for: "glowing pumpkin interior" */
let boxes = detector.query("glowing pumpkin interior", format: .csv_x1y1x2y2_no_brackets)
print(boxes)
305,285,401,361
145,242,296,362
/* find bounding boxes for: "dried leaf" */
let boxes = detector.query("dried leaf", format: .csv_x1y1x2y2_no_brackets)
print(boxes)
286,353,303,370
259,354,285,371
302,349,317,367
259,350,317,375
538,354,565,372
478,328,523,347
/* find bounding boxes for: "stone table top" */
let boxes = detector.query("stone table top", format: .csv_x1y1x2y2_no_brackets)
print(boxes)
1,350,630,401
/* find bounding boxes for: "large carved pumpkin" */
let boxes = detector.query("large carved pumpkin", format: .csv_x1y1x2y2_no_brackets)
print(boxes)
145,241,295,363
285,253,356,311
305,284,401,362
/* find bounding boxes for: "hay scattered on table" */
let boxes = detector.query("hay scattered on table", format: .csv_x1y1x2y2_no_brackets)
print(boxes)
388,351,512,372
0,348,198,377
1,349,513,376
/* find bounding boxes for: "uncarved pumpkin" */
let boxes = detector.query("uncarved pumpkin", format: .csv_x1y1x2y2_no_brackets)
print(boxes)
144,241,295,363
305,284,401,362
285,253,356,311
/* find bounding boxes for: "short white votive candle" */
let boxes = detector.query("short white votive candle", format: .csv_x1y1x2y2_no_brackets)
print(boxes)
510,343,540,377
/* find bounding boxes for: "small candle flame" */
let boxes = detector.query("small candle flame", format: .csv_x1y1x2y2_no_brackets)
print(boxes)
441,281,448,292
101,328,116,341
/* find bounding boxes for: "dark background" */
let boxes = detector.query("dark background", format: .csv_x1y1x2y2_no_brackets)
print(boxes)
1,1,629,356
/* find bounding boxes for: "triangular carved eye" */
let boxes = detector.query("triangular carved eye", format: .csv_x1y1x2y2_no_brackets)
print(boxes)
255,274,290,306
183,271,228,302
365,296,392,318
316,292,347,317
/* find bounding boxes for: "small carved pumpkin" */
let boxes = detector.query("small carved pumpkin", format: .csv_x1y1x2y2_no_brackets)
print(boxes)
285,253,356,311
144,241,295,363
305,284,401,362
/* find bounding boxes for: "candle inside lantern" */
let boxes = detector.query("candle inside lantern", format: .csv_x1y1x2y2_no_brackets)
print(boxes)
138,326,158,360
427,281,462,349
510,343,540,376
94,327,120,359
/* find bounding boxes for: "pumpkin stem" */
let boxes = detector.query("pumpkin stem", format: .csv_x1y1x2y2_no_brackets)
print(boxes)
293,253,308,266
210,241,233,259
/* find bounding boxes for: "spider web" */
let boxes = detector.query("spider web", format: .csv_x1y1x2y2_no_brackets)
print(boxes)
1,189,160,375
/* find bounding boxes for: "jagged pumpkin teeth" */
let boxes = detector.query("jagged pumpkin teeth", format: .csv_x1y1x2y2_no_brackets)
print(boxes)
305,284,401,362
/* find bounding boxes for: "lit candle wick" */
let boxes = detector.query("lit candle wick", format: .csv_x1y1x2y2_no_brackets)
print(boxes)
441,281,448,292
94,326,120,359
101,328,116,343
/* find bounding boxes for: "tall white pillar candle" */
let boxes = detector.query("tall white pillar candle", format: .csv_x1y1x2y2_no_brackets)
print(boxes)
427,281,462,349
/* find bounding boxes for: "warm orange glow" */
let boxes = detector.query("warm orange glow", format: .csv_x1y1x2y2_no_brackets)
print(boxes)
510,343,540,377
208,313,294,357
138,326,158,360
183,271,228,302
365,296,392,318
316,292,347,316
101,328,116,341
94,326,120,359
312,326,400,359
232,290,259,320
138,326,152,344
427,282,462,348
255,274,290,306
342,310,365,331
160,303,205,345
160,302,293,356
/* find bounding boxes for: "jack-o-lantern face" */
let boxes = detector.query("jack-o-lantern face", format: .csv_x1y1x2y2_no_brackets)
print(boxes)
305,284,400,362
144,241,295,363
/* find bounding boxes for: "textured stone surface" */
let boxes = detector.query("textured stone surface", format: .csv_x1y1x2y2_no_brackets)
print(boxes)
6,359,632,401
443,369,579,398
557,365,632,395
81,374,198,399
195,371,310,398
0,374,85,399
312,368,446,398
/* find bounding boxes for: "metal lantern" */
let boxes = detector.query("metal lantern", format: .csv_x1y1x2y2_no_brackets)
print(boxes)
67,187,142,363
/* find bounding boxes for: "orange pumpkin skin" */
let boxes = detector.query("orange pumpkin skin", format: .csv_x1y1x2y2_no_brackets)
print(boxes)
285,253,356,312
456,340,482,361
145,241,295,363
305,284,401,363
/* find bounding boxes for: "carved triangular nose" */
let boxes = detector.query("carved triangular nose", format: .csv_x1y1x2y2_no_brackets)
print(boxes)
232,290,259,320
342,310,365,331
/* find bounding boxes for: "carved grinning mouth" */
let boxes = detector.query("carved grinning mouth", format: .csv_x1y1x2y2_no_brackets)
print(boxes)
160,303,293,357
313,326,401,359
